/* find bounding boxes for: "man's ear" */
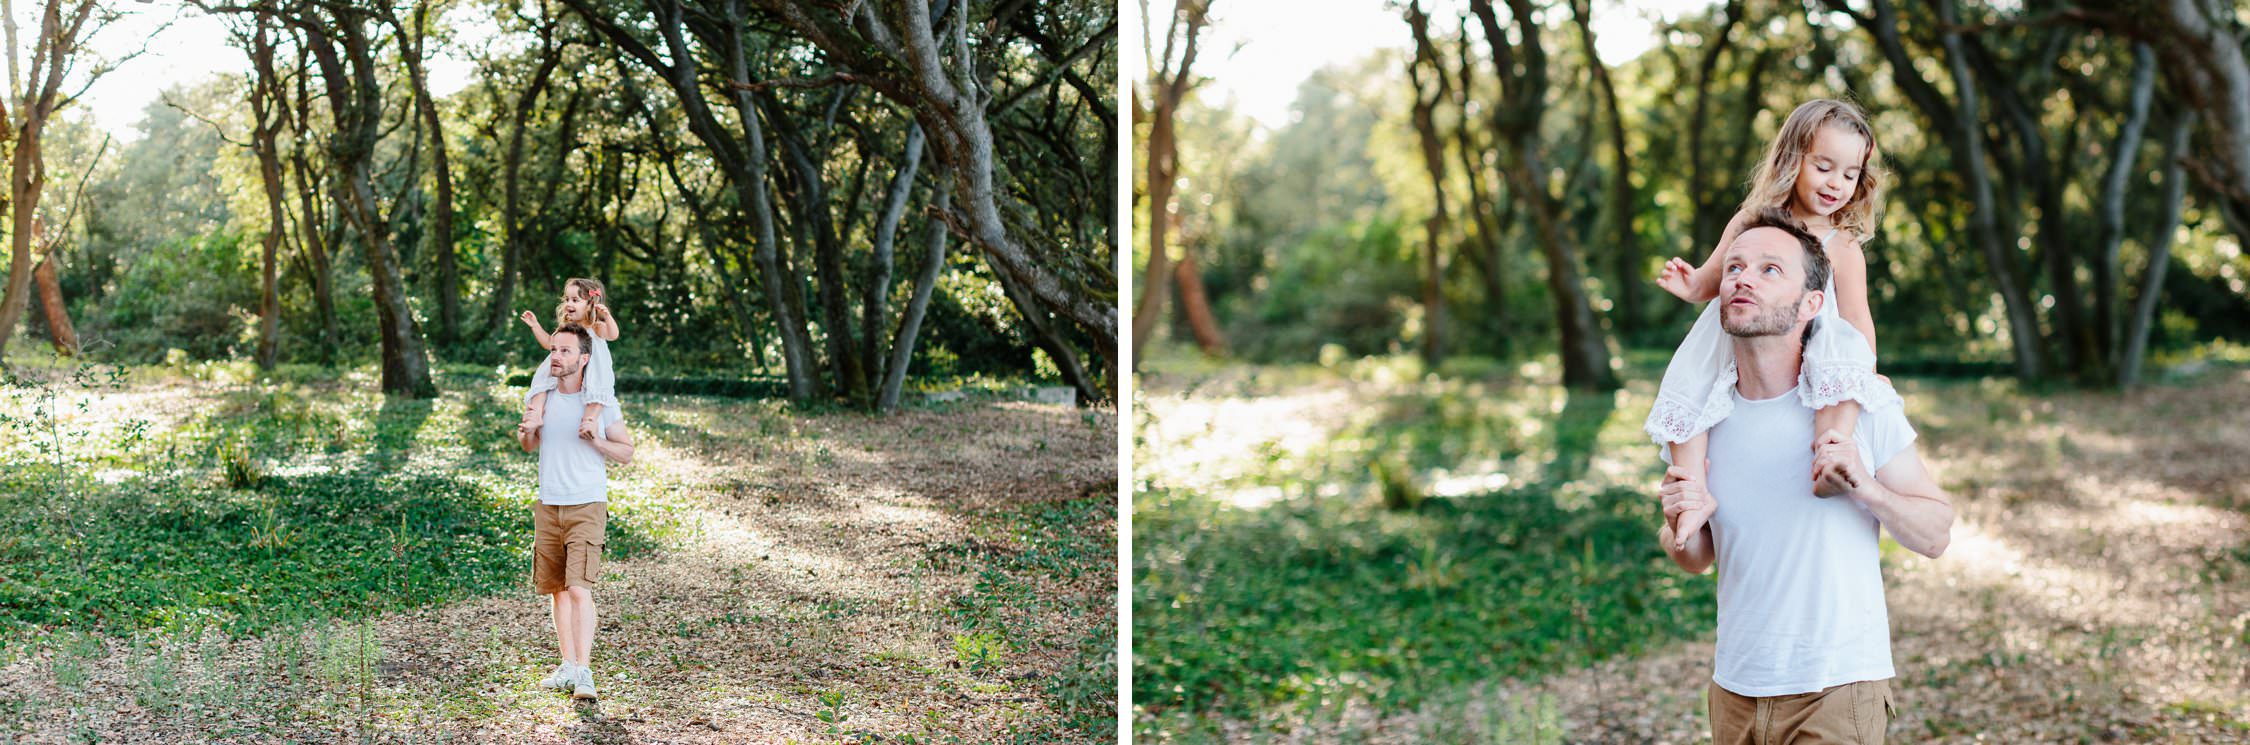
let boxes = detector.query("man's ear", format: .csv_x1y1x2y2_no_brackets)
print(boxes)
1800,288,1827,324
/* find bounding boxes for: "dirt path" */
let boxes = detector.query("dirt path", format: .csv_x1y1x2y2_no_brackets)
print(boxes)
3,383,1117,743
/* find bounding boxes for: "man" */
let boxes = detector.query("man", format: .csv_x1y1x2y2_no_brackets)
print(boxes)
1658,212,1954,744
516,323,635,700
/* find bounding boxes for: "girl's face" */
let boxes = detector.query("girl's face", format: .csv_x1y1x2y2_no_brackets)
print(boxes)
562,285,588,322
1792,125,1868,220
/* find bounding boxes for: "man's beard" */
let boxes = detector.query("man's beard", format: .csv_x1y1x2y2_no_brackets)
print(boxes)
1721,293,1804,338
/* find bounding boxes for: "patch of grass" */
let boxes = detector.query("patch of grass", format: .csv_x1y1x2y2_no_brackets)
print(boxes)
932,495,1116,742
1048,620,1120,739
1132,481,1715,721
0,473,523,635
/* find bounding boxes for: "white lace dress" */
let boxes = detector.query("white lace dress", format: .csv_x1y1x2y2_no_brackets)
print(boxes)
1644,229,1902,447
527,334,620,426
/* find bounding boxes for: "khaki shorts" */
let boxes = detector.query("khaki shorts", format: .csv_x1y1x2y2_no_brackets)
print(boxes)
1710,678,1893,745
532,502,607,595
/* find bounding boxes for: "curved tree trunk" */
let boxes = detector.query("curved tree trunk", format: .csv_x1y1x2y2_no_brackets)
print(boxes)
2122,114,2193,387
32,247,74,356
1572,0,1639,339
1131,1,1208,366
1824,0,2044,379
880,182,952,412
486,18,561,341
1471,0,1616,391
394,0,459,346
864,123,924,387
300,6,436,397
2095,44,2156,382
1405,0,1450,367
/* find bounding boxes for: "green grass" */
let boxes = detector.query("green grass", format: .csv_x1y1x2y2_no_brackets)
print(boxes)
1132,483,1713,719
0,363,693,641
930,496,1117,741
1135,351,1719,722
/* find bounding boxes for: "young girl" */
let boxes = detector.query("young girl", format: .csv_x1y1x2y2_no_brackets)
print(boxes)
1648,99,1903,548
520,278,621,439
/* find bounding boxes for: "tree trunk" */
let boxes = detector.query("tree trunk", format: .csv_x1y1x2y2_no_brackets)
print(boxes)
0,115,50,359
1572,0,1639,339
763,90,869,402
1131,1,1208,366
1686,0,1745,254
395,0,459,346
289,127,341,360
1405,0,1449,368
0,0,108,358
1171,246,1225,353
709,2,819,400
248,16,287,370
880,183,952,412
1964,33,2086,375
1451,26,1507,329
302,8,435,397
996,254,1099,407
2129,0,2250,247
864,123,924,388
2122,113,2193,387
486,19,561,340
1827,0,2044,379
1472,0,1616,391
2095,43,2156,382
32,247,74,355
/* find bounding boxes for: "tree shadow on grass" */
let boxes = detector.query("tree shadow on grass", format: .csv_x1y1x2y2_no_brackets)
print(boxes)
1543,390,1617,486
361,397,435,472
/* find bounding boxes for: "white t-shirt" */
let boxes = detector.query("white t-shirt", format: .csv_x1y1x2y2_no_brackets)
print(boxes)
538,388,625,506
1704,384,1916,697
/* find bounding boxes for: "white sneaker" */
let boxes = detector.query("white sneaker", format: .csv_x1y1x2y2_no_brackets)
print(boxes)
570,666,598,700
540,663,578,691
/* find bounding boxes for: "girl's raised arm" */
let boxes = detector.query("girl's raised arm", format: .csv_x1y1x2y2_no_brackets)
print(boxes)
1826,236,1878,357
519,310,553,350
1657,208,1754,304
592,304,620,341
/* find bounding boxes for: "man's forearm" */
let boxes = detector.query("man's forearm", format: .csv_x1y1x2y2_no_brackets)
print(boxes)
1860,485,1953,558
590,438,634,465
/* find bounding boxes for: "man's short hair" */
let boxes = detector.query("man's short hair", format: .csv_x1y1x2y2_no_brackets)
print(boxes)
1741,208,1832,292
553,324,593,357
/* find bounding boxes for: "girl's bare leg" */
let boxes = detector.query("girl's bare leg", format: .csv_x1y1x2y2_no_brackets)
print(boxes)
579,402,605,438
1668,432,1715,549
1810,401,1863,497
524,390,550,432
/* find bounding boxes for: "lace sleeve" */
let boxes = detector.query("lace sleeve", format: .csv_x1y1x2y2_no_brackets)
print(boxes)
1645,302,1740,446
1797,311,1902,413
582,336,620,412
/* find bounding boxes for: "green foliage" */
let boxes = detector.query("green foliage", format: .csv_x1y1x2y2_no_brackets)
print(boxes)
0,367,690,640
1133,483,1715,719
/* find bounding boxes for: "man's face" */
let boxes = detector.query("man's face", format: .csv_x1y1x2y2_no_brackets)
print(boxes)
1718,228,1822,338
548,332,588,379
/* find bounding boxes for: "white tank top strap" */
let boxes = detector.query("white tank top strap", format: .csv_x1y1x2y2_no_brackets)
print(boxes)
1819,227,1839,247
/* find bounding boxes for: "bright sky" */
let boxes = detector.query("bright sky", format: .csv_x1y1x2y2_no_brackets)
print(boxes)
67,1,479,141
1189,0,1719,128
